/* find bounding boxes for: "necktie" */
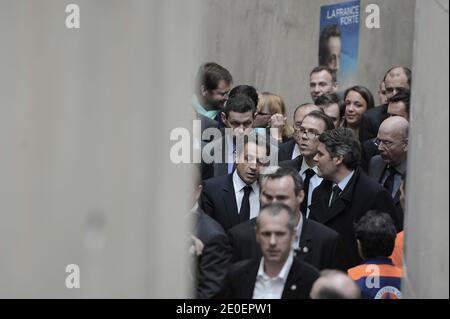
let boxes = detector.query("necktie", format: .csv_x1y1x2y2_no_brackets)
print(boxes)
329,185,341,207
239,186,252,222
383,166,397,196
300,169,315,217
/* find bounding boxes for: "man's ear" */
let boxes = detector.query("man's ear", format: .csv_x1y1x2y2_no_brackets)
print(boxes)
297,189,305,207
334,155,344,166
356,239,364,260
221,112,227,126
403,138,408,152
194,184,203,202
333,81,339,93
200,85,208,97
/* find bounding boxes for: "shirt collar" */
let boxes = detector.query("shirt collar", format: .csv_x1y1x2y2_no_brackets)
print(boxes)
232,170,258,193
292,144,301,159
257,250,294,282
335,170,355,192
299,158,319,176
390,160,407,175
192,94,219,120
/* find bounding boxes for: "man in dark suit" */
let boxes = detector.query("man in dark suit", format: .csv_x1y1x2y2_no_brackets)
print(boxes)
278,103,322,162
221,203,319,299
201,93,256,179
228,167,342,270
280,111,335,218
190,167,232,299
310,128,401,270
359,66,411,143
369,116,409,222
200,137,269,232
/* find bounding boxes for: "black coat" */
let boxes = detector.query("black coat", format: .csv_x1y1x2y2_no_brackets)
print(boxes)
278,139,296,162
193,209,232,299
221,257,319,299
200,173,251,232
227,217,343,270
309,168,402,270
359,104,389,143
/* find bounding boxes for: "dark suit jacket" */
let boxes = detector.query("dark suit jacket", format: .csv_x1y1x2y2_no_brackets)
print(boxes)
193,208,232,299
221,257,319,299
309,168,402,270
278,139,296,162
201,134,229,180
198,114,219,143
359,104,388,143
200,173,250,232
279,155,303,172
227,217,343,270
361,138,379,173
368,155,405,221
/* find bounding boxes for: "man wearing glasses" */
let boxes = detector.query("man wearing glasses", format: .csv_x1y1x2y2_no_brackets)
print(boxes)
369,116,409,221
280,111,335,218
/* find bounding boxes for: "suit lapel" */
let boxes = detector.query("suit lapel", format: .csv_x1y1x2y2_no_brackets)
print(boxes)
309,179,332,223
373,159,386,183
297,219,312,263
241,260,259,298
281,259,307,299
223,174,240,227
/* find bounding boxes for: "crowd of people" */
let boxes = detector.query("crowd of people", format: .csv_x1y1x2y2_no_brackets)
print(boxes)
189,61,411,299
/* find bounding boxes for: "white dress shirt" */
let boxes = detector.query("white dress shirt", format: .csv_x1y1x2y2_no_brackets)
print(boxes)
291,143,301,159
299,159,323,218
232,170,260,219
252,251,294,299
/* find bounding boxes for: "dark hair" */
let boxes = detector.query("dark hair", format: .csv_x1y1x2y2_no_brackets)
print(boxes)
303,110,336,130
256,203,296,232
235,132,271,157
318,128,361,170
229,85,259,108
293,103,323,120
195,62,232,92
310,65,337,83
388,89,411,115
266,167,303,194
315,93,345,118
319,24,341,67
344,85,375,111
354,210,397,259
384,66,412,88
223,93,255,117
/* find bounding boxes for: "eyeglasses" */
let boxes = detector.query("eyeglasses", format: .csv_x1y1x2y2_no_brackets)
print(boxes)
374,138,397,149
295,127,321,139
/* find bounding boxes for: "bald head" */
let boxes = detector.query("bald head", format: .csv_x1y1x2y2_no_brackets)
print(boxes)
310,270,360,299
379,116,409,140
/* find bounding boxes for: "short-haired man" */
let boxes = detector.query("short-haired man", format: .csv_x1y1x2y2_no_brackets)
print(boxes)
387,90,410,119
370,117,409,222
202,93,257,179
310,128,401,270
309,66,339,103
310,270,361,299
200,137,268,231
315,93,344,129
319,24,341,75
221,203,319,299
280,111,335,218
228,167,342,271
278,103,322,162
348,211,402,299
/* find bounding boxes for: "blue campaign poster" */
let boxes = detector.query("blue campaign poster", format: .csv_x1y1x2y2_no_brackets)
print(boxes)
319,0,360,82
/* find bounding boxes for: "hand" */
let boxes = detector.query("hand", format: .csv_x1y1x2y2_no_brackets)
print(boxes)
268,113,287,129
189,235,204,256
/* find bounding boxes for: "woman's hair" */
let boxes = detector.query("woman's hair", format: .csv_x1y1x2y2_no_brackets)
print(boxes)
257,92,294,140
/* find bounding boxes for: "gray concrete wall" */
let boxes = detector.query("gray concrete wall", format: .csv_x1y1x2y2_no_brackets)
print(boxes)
402,0,449,299
198,0,416,119
0,0,201,298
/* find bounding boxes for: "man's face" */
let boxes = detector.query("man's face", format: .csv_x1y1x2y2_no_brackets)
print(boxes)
313,142,339,181
260,176,304,217
256,210,296,265
387,101,408,119
236,142,267,185
310,70,337,102
326,36,341,73
297,115,327,160
322,103,341,129
293,105,321,145
202,80,231,110
222,110,254,136
384,69,409,101
376,125,408,166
